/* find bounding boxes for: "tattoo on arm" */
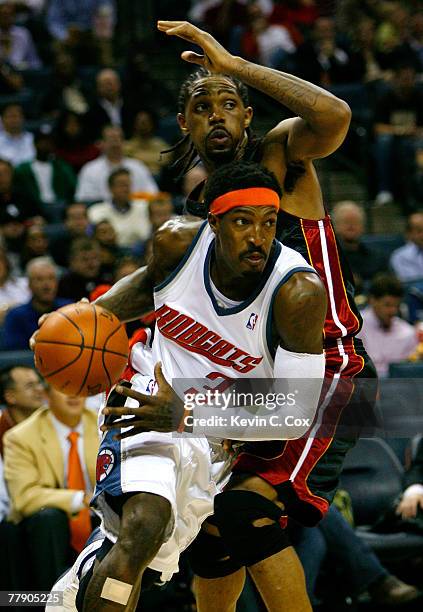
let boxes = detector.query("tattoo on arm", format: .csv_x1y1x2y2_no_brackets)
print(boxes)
232,62,344,125
95,266,154,322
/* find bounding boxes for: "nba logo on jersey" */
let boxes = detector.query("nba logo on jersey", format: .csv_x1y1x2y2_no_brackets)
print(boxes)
146,378,157,394
246,313,258,330
96,448,115,483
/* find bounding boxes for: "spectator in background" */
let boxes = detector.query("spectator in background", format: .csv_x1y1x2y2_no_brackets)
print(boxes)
391,212,423,282
0,60,23,95
0,246,30,324
40,53,90,118
57,237,106,301
47,0,115,66
348,17,387,83
358,274,418,377
0,206,27,274
332,200,388,293
49,202,89,268
0,365,45,456
294,16,365,86
124,108,171,179
13,124,76,213
269,0,318,42
85,68,132,141
374,2,421,72
54,110,100,174
0,453,26,591
3,386,98,590
1,256,70,350
0,159,41,228
0,103,35,167
293,504,421,607
396,437,423,521
19,223,49,269
87,168,152,248
0,158,40,221
240,2,296,70
0,1,41,70
93,219,124,277
76,125,158,203
0,364,45,591
202,0,250,48
373,63,423,208
113,255,140,282
410,11,423,70
148,193,174,233
122,43,177,119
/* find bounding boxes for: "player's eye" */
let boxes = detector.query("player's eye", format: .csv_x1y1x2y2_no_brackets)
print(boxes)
235,218,249,226
265,219,276,227
224,100,236,109
194,102,208,112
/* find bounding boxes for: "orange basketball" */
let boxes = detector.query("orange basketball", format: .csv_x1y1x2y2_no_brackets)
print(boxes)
34,303,129,396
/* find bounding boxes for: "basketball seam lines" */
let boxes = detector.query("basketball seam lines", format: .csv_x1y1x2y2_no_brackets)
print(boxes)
77,304,98,395
101,323,123,388
35,340,128,359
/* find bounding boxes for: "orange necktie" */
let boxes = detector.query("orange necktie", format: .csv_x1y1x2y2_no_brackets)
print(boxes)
67,431,91,552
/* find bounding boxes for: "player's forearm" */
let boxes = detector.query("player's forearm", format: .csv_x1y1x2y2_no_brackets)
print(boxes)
229,56,351,133
95,266,154,323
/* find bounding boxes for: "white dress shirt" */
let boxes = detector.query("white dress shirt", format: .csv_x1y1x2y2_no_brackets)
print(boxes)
358,307,418,377
87,198,152,246
0,131,35,166
76,155,158,202
390,242,423,282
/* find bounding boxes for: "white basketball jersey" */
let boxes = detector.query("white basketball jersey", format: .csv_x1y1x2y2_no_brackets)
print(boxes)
150,222,315,385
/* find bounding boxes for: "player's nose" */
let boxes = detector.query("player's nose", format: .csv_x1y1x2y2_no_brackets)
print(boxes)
209,107,224,123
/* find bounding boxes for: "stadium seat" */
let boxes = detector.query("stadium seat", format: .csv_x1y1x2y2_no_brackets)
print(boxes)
389,362,423,378
339,438,423,563
0,350,35,369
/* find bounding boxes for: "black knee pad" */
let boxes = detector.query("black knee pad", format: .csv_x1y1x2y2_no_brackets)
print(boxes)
213,490,290,566
188,527,243,578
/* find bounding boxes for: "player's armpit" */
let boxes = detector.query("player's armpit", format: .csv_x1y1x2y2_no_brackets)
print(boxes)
273,271,327,354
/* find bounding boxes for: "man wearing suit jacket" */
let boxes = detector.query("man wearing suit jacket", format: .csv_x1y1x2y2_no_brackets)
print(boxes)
396,438,423,520
4,386,98,590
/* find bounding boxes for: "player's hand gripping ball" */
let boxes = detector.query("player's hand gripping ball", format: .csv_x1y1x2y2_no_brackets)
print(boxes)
34,303,128,396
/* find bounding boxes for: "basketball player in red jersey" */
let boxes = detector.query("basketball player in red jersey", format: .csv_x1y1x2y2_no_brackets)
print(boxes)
93,20,377,611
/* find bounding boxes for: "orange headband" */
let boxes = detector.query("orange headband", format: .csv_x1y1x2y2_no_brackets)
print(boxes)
209,187,280,215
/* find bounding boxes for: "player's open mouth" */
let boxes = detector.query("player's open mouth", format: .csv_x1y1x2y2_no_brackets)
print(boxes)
208,128,231,145
244,253,265,265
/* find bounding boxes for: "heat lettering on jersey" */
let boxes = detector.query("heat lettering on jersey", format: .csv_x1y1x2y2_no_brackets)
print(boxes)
156,304,263,373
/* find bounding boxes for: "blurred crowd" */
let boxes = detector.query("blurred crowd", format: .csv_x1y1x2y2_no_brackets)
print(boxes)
0,1,423,610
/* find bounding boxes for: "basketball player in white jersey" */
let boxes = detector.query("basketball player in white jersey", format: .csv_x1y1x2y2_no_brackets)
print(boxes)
50,161,326,612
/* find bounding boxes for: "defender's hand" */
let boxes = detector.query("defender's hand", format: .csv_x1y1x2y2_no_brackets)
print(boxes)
101,362,184,439
157,20,235,73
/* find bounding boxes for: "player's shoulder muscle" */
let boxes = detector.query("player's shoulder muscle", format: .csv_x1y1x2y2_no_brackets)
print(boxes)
152,216,203,284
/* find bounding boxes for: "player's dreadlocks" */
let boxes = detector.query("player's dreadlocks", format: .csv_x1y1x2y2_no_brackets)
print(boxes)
162,68,254,180
204,161,281,212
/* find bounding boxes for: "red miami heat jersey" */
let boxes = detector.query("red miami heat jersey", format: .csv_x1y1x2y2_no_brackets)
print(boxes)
145,222,315,384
